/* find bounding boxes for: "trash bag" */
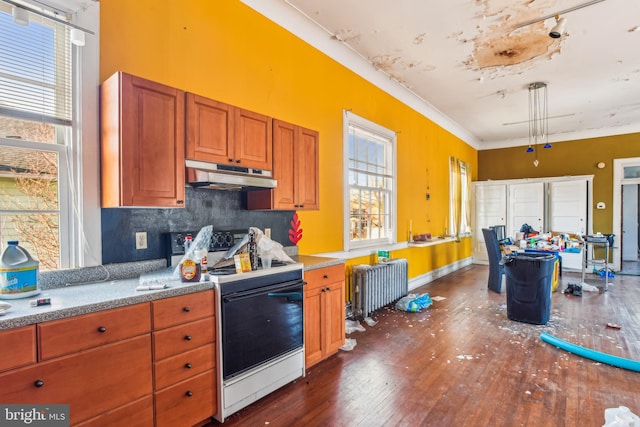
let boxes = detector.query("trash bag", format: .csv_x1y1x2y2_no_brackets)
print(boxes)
520,223,535,236
395,293,432,312
603,406,640,427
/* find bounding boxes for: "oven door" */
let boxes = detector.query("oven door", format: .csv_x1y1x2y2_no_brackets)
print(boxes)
222,279,304,380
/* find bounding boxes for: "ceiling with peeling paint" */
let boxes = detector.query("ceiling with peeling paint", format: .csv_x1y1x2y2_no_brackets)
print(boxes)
242,0,640,150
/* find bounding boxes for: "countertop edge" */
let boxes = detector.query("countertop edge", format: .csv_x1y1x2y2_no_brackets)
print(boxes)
1,256,346,330
294,255,345,271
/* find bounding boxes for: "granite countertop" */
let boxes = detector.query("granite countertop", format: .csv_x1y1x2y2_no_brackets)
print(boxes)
0,256,345,331
0,277,213,330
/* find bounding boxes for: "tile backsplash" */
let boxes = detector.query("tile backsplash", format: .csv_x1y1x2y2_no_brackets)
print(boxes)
101,187,295,264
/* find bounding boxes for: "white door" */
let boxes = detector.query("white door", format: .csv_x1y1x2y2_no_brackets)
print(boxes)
508,182,544,239
472,183,507,262
622,184,639,261
549,180,587,234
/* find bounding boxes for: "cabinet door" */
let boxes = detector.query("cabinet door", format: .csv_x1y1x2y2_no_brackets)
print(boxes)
101,72,185,207
154,370,215,427
324,281,346,356
304,285,324,367
549,180,587,234
234,108,272,170
186,93,234,164
296,126,319,210
272,120,297,209
0,335,152,425
0,325,36,373
508,181,544,239
75,395,154,427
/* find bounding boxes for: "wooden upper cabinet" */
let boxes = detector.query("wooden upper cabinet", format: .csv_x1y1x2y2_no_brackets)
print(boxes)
185,93,272,170
234,108,272,170
248,119,319,210
185,93,233,164
296,126,319,210
100,72,185,208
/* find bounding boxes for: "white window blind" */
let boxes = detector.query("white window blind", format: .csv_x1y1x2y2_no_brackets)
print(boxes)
0,1,72,125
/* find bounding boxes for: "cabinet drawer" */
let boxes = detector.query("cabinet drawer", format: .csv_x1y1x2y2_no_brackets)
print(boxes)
75,394,153,427
154,344,214,390
0,325,36,372
154,370,215,427
0,335,152,425
152,290,214,330
38,303,151,360
305,264,345,290
153,317,214,360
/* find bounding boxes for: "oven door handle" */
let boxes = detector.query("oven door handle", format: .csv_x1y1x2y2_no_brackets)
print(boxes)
223,279,306,303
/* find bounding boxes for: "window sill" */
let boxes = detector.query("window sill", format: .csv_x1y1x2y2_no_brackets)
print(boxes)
408,236,457,247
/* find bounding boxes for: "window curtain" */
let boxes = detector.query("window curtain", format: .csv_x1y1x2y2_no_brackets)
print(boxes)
449,156,471,241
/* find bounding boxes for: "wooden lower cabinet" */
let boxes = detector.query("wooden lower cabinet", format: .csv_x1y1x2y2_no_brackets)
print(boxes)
155,370,215,427
0,289,219,426
152,291,217,426
75,395,154,427
0,325,36,372
0,335,152,425
304,264,346,368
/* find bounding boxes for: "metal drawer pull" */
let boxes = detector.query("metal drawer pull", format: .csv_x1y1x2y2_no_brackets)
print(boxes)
34,380,44,388
97,326,106,333
185,335,192,341
185,391,193,397
183,306,191,312
185,363,192,369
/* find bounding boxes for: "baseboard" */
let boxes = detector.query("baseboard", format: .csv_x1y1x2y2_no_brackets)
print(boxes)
408,257,473,291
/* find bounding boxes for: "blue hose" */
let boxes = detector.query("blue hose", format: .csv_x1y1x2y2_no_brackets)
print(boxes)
540,332,640,373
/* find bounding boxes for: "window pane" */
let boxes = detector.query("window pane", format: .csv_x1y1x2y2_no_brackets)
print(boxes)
0,146,59,210
0,145,60,271
623,166,640,179
0,116,57,144
0,212,60,270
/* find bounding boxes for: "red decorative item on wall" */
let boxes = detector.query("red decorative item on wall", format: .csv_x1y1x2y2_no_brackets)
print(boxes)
289,212,303,244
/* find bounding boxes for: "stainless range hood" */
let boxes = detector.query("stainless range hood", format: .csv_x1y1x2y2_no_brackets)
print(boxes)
185,159,277,191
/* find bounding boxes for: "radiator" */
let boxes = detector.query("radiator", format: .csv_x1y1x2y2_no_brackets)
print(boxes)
352,258,409,318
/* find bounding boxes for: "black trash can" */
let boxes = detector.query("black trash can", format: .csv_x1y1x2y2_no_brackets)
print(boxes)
503,253,555,325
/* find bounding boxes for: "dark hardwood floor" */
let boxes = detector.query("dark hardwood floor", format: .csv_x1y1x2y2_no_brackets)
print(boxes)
209,265,640,427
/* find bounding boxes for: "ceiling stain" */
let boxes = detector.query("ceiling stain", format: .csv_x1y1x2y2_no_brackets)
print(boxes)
473,27,559,69
332,28,360,43
466,0,565,69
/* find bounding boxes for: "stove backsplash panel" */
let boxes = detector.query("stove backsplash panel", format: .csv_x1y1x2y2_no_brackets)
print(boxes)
101,187,295,264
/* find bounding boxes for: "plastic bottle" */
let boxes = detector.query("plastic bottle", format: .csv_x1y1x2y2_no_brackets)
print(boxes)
0,241,40,299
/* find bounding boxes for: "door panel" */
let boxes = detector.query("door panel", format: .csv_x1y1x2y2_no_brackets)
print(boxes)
549,180,587,234
508,182,544,239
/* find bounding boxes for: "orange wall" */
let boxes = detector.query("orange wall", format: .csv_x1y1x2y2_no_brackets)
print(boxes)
100,0,476,280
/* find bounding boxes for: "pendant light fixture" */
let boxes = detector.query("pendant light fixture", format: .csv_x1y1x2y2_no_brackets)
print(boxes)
527,82,549,167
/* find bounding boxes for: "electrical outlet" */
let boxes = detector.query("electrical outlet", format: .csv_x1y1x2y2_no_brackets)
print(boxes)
135,232,147,250
265,228,271,238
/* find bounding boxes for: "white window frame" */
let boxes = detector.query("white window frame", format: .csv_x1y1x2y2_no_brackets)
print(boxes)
0,0,100,269
343,110,397,251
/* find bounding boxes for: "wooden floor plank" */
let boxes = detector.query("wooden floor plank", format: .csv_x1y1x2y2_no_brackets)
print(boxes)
209,265,640,426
